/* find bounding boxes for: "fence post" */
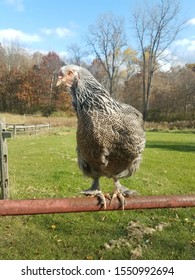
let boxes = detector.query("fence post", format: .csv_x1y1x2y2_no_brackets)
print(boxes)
13,124,16,138
0,121,11,199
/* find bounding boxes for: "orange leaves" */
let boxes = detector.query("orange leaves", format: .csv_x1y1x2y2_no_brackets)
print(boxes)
0,51,68,113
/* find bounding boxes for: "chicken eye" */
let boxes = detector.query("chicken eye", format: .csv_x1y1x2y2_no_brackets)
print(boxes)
67,70,74,76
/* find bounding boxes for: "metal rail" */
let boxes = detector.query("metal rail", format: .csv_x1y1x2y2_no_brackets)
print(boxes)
0,194,195,216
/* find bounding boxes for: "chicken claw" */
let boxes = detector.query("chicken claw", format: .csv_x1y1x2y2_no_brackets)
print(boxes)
110,182,139,210
81,189,107,209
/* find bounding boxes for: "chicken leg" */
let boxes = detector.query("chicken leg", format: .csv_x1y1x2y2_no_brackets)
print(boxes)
81,178,107,209
111,179,139,210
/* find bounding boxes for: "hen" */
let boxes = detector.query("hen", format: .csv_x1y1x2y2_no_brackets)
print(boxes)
56,65,145,209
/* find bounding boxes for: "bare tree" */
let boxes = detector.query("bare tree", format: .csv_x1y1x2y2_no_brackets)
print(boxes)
3,40,33,72
67,43,89,66
132,0,185,121
0,43,6,74
85,13,127,96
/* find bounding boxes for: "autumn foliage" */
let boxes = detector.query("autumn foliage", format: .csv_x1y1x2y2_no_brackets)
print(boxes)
0,47,72,115
0,42,194,121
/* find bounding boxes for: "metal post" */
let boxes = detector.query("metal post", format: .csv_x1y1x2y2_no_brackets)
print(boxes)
0,194,195,216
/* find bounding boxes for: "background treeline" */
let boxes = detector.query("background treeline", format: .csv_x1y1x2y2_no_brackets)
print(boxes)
121,64,195,122
0,42,194,122
0,44,68,115
1,0,195,122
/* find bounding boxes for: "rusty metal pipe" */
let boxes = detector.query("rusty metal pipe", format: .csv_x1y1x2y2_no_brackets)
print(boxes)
0,194,195,216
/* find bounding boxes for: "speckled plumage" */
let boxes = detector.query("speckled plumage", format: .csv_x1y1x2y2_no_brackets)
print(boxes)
57,65,145,208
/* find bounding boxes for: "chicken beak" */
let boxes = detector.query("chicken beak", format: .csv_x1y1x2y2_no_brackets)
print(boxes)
56,76,63,87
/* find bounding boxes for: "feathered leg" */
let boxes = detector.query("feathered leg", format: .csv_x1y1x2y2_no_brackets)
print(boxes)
81,178,107,209
111,178,139,210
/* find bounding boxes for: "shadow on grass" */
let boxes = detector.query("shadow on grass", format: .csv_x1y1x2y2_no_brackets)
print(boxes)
146,141,195,153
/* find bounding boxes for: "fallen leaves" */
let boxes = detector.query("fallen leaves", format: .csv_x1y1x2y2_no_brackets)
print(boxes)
51,224,57,230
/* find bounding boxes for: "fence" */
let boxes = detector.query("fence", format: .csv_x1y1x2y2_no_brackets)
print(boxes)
6,123,51,137
1,120,195,215
0,194,195,216
0,121,11,199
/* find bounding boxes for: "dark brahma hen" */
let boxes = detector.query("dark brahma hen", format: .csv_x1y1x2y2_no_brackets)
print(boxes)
56,65,145,209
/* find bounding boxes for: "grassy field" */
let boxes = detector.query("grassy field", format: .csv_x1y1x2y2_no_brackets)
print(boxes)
0,125,195,259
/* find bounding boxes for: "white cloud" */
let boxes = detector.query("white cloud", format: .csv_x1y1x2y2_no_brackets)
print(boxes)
55,27,73,38
175,38,195,50
4,0,24,12
41,28,53,36
188,42,195,51
58,51,69,58
0,28,41,43
187,18,195,26
169,38,195,66
41,27,74,38
157,37,195,71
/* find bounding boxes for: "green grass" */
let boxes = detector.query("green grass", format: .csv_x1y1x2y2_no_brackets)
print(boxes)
0,129,195,260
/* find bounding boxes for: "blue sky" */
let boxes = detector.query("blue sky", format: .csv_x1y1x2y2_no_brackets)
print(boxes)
0,0,195,67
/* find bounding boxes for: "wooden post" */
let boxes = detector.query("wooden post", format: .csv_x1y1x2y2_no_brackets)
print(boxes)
13,124,16,138
35,124,38,135
0,121,11,199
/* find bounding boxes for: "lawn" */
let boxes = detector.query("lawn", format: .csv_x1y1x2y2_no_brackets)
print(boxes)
0,128,194,260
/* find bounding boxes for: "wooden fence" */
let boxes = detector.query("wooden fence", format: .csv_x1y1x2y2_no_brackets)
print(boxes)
6,123,51,137
0,121,11,199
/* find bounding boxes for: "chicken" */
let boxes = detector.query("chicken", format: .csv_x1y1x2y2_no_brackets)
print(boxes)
56,65,145,209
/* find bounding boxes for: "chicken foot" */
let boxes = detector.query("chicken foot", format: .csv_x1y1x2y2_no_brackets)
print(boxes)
110,179,139,210
81,178,107,209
